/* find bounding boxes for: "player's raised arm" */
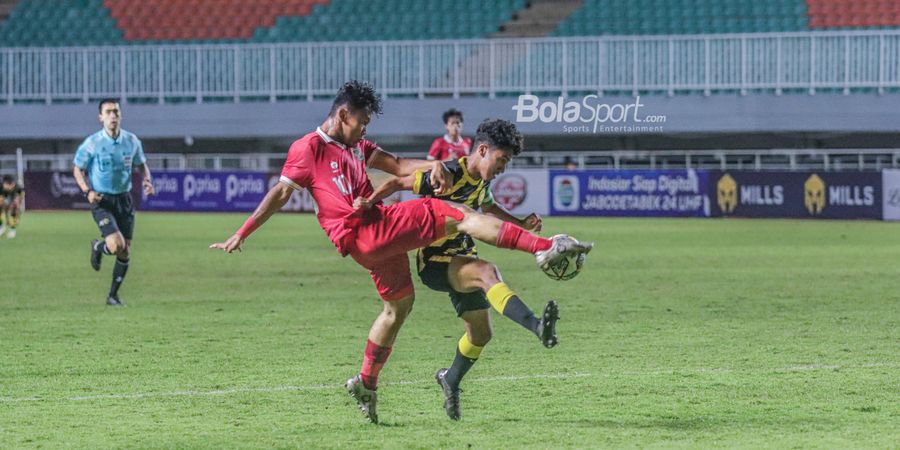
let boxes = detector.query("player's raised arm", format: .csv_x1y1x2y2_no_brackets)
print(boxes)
354,174,416,210
482,203,543,233
209,181,294,253
368,148,453,194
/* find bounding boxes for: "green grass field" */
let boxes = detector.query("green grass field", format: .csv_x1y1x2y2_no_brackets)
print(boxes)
2,211,898,449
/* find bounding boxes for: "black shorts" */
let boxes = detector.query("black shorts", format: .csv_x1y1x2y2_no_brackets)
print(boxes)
417,253,490,316
91,193,135,240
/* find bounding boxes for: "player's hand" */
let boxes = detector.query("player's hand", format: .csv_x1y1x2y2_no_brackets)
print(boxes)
522,213,543,232
209,234,244,253
353,196,373,210
87,190,103,204
431,161,452,195
143,178,155,196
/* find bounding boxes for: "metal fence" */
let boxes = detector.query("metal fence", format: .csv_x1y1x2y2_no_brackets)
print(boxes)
1,30,900,104
3,148,898,176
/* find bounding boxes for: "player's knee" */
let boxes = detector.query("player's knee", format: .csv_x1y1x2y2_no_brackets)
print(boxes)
118,245,131,259
106,237,126,254
105,240,120,254
475,261,501,291
384,295,414,324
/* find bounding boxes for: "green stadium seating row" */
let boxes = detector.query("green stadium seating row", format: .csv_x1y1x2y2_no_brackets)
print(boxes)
0,0,524,46
1,0,898,47
554,0,810,36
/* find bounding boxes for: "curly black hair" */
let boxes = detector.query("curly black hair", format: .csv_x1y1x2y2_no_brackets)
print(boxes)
330,80,383,116
474,119,524,156
442,108,463,124
2,175,14,184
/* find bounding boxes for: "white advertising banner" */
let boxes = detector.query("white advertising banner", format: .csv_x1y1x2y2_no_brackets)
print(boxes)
490,169,549,216
882,169,900,221
367,168,549,216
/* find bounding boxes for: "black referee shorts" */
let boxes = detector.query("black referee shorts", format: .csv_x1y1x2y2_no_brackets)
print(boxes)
91,192,136,240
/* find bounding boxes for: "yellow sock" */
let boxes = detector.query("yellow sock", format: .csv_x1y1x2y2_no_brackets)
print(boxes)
458,333,483,359
486,282,515,314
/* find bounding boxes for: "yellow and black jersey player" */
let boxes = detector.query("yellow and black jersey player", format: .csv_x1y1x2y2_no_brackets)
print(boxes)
354,118,573,421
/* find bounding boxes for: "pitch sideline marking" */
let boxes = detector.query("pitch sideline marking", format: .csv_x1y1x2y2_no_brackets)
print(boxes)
0,363,893,403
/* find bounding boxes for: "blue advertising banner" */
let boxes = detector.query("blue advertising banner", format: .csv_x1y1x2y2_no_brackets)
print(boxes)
708,171,882,219
549,170,710,217
142,171,269,212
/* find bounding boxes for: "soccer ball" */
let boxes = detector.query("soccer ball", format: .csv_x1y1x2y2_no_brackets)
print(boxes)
541,252,585,281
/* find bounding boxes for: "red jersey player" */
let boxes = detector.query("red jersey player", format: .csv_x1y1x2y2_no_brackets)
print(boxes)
210,81,593,424
427,108,472,161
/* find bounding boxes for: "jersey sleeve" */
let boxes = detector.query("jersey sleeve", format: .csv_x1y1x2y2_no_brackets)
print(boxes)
463,137,473,155
133,137,147,165
73,139,93,169
280,139,315,190
427,138,444,160
412,169,434,196
359,139,381,168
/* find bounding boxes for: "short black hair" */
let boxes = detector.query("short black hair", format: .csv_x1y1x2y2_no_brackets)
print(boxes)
442,108,463,124
2,175,14,184
98,98,119,113
474,119,524,156
330,80,383,116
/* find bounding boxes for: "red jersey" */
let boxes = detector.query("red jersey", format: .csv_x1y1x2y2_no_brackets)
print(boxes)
280,128,381,255
428,135,472,161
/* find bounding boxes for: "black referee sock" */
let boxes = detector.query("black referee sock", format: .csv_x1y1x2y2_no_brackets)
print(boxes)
94,240,113,256
109,257,129,297
502,296,542,337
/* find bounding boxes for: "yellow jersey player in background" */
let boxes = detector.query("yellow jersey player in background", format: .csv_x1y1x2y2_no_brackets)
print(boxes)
0,175,25,239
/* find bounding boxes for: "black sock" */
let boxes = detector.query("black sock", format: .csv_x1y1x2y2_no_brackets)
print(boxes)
502,296,541,337
109,257,129,297
444,348,478,390
94,240,113,256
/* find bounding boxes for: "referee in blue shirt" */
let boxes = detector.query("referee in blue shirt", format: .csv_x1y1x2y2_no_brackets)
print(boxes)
73,99,155,306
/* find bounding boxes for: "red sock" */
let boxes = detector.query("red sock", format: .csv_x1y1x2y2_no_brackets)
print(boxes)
360,339,393,390
496,222,552,254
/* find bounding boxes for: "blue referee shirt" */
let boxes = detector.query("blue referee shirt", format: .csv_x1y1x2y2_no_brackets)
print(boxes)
73,129,146,195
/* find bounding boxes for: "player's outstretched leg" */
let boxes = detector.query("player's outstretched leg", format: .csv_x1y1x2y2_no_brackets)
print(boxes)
535,234,593,270
449,256,559,347
443,202,593,268
486,281,559,347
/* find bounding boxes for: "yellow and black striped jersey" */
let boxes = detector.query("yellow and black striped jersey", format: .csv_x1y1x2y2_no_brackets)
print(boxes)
413,157,494,266
0,183,23,199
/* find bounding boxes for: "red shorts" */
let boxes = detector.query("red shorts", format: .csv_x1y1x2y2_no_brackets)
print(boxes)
348,198,464,301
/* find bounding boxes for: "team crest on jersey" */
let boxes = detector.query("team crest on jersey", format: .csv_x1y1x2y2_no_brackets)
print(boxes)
330,161,339,171
351,147,364,161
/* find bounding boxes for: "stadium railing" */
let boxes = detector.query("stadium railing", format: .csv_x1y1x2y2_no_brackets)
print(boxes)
0,30,899,104
3,148,898,175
